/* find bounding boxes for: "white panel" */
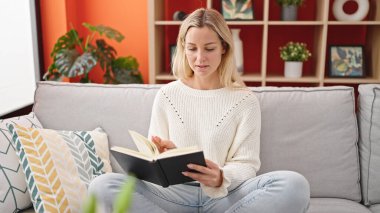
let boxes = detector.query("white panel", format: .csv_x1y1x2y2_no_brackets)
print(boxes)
0,0,40,116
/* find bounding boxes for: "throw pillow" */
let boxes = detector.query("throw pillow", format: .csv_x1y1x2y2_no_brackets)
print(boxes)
7,125,112,213
0,112,42,212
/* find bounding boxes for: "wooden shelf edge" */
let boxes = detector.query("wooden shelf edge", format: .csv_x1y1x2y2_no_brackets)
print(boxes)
266,76,320,83
268,21,324,25
156,74,176,81
323,78,380,84
327,21,380,25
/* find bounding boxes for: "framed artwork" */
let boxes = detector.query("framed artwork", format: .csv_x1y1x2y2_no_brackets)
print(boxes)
329,45,365,77
221,0,254,20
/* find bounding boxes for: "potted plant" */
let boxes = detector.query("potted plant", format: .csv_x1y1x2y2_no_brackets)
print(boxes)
279,41,311,78
44,23,143,84
83,175,136,213
276,0,305,21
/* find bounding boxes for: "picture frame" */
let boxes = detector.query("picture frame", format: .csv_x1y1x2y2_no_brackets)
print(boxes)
221,0,254,21
329,45,365,77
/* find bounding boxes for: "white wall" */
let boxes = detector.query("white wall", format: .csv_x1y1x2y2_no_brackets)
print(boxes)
0,0,40,116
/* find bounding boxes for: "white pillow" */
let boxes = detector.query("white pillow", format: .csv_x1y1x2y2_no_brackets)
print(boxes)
0,112,42,212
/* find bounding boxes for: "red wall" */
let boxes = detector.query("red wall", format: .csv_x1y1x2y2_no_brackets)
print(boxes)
39,0,149,83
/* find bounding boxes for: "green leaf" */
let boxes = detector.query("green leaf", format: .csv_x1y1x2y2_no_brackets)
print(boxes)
111,56,142,84
113,175,136,213
55,50,97,77
83,22,125,42
50,29,81,57
83,194,97,213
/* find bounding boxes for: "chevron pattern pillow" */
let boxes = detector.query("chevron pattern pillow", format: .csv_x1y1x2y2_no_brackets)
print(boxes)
0,112,42,212
7,125,112,213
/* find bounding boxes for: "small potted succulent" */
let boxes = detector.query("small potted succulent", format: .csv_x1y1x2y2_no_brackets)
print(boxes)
276,0,305,21
279,41,312,78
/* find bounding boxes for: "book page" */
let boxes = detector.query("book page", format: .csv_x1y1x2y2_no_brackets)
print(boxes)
128,130,159,156
111,146,153,161
157,146,201,159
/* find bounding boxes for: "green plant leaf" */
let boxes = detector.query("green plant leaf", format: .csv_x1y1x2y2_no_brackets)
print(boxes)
83,22,125,42
55,49,97,77
50,29,82,57
82,194,97,213
276,0,304,6
113,175,136,213
111,56,142,84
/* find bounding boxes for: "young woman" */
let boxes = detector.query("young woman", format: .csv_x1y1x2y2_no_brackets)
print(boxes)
89,8,310,213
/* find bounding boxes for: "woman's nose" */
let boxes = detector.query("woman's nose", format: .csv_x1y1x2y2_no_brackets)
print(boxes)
196,50,206,62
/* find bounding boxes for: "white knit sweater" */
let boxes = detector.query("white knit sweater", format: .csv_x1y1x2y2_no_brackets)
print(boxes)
148,80,261,198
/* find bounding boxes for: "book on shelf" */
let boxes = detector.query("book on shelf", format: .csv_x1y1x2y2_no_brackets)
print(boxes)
111,130,206,187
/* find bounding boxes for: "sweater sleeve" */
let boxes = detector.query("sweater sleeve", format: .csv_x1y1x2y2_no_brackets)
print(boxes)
148,90,169,140
202,94,261,198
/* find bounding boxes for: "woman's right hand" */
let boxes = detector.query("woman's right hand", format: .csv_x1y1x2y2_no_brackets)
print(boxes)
151,136,176,153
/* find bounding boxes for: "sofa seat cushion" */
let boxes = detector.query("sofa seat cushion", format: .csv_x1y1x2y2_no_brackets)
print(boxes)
0,112,41,212
253,86,361,201
7,125,111,213
307,198,371,213
370,204,380,213
358,84,380,205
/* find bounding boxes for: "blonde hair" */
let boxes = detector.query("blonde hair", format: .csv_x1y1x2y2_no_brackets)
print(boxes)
172,8,245,88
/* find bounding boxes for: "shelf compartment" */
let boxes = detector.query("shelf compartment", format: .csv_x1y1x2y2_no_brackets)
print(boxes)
266,25,323,78
328,0,380,21
325,25,380,80
230,25,263,76
211,0,265,21
268,0,323,21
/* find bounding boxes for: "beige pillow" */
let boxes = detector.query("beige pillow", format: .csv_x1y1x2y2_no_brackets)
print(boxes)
7,124,111,213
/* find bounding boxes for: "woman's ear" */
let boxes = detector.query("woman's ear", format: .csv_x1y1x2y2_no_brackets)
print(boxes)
221,41,227,54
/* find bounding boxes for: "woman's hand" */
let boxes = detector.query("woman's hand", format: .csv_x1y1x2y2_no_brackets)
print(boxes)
182,159,223,187
151,136,176,153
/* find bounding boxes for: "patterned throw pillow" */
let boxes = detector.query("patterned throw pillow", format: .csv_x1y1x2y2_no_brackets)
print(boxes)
7,125,112,213
0,112,42,212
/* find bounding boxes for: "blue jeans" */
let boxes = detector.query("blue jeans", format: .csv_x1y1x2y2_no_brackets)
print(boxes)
88,170,310,213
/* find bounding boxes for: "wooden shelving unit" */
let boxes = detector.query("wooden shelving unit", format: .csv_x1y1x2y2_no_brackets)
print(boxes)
148,0,380,86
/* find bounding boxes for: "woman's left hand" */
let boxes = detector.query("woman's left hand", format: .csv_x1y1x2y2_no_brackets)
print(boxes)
182,159,223,187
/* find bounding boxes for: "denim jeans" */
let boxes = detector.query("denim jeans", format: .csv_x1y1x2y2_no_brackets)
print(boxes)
88,170,310,213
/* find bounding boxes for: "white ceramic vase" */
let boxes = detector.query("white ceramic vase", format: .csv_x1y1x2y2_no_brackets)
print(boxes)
284,61,303,78
231,29,244,75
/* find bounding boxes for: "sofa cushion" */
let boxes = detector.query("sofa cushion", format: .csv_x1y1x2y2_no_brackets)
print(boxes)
307,198,371,213
0,112,41,212
33,81,160,172
7,125,111,212
253,86,361,201
358,84,380,205
370,204,380,213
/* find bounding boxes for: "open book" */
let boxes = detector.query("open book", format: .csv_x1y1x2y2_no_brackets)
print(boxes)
111,130,206,187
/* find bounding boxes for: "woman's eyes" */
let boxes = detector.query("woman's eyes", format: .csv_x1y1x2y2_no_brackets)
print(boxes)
187,48,215,52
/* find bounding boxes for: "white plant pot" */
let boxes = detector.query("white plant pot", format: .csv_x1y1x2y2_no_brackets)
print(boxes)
284,61,303,78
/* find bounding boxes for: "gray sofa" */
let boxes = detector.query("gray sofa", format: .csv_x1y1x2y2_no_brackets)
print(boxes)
29,81,380,212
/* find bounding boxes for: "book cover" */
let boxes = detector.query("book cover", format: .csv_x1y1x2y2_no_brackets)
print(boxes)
111,130,206,187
